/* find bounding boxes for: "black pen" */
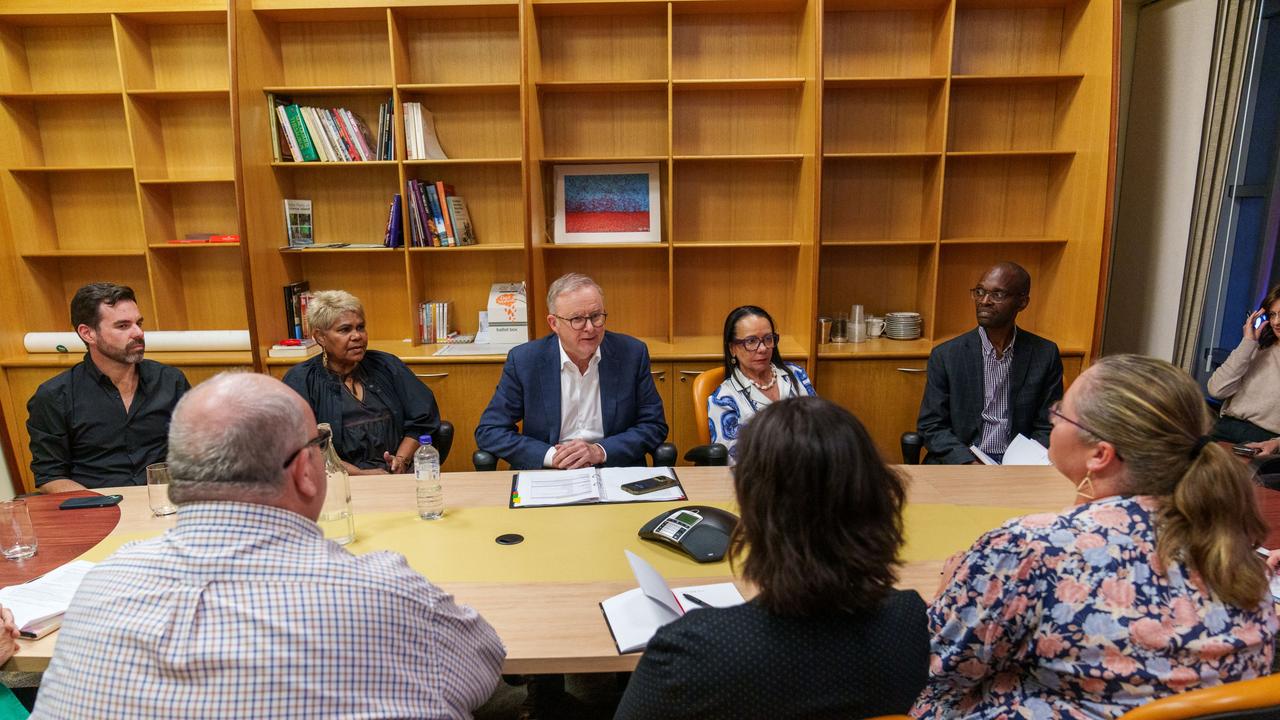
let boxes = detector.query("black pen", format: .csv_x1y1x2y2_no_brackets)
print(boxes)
682,593,713,610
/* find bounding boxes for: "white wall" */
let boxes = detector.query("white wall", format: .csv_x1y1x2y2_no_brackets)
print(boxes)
1102,0,1218,359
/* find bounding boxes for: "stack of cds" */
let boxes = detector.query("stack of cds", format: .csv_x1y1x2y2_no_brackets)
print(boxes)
885,312,922,340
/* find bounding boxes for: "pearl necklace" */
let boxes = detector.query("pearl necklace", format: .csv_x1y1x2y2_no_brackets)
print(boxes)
749,373,777,392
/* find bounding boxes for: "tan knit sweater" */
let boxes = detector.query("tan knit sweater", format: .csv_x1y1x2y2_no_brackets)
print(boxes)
1207,336,1280,434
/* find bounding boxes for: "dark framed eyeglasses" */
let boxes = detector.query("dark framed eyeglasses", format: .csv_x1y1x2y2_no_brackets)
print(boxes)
554,312,608,330
1049,401,1123,461
970,287,1022,303
282,426,332,468
732,333,779,352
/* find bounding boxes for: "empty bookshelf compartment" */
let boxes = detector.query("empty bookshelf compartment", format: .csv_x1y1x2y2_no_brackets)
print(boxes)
673,245,803,338
256,11,392,88
823,0,950,79
115,14,229,92
129,96,234,181
672,6,805,80
5,170,143,254
952,1,1087,77
948,77,1083,152
674,159,803,245
824,82,944,154
0,97,131,168
532,7,666,83
0,21,120,93
942,155,1072,241
540,90,667,159
394,6,519,86
674,89,803,157
822,156,940,243
148,248,248,330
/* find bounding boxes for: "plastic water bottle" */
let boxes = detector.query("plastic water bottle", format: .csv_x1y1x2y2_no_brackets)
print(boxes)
415,435,443,520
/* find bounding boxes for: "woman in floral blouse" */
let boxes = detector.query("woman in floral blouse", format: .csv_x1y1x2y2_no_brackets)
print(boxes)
913,354,1277,719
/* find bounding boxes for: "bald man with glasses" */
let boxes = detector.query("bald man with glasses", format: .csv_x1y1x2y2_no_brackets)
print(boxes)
916,262,1063,464
475,272,668,470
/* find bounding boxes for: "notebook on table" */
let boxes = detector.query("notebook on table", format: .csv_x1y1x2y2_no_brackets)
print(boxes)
510,467,686,508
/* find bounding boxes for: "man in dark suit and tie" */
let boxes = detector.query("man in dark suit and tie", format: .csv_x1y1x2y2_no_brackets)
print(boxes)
917,262,1063,464
476,272,668,470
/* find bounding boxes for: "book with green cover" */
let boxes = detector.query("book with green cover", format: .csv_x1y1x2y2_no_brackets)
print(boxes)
283,104,319,162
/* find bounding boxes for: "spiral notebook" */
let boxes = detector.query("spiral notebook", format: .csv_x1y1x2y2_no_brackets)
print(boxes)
509,467,685,508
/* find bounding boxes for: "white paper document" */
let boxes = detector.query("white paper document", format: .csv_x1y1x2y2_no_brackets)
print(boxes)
512,467,686,508
600,551,745,653
0,560,96,637
970,434,1051,466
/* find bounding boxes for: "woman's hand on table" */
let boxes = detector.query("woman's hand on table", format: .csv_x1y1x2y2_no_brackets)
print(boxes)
1245,438,1280,456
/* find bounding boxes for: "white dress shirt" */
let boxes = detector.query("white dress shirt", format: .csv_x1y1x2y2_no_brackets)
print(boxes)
543,341,606,467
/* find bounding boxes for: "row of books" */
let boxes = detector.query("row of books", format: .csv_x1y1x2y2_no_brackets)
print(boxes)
418,300,454,344
283,281,314,340
405,180,476,247
270,95,392,163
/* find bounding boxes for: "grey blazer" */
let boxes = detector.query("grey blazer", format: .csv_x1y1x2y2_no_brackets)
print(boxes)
916,327,1063,464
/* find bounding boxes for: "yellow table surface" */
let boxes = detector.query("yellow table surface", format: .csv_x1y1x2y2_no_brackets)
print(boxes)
17,465,1077,674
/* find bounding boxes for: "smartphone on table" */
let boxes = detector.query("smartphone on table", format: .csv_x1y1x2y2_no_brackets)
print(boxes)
621,475,678,495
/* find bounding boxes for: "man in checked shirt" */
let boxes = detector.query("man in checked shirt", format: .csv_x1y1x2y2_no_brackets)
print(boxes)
33,372,505,719
917,262,1064,464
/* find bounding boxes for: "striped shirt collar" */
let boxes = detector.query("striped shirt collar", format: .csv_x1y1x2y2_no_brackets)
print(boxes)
978,325,1018,359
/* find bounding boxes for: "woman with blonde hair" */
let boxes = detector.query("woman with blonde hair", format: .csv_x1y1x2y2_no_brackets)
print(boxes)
283,290,440,475
914,354,1276,718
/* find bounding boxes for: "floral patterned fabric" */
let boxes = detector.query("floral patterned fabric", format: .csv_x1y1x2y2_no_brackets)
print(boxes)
707,363,816,464
912,495,1277,720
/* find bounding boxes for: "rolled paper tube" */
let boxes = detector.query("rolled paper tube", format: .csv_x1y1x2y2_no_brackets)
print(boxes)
24,330,250,353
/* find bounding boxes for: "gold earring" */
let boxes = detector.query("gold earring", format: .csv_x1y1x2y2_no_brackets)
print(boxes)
1075,471,1097,500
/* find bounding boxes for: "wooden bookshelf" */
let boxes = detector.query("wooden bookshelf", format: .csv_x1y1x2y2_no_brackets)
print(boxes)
0,0,1117,482
0,4,250,491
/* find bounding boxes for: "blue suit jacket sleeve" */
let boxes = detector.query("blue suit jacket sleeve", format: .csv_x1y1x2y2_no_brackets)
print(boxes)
597,342,667,466
474,348,554,470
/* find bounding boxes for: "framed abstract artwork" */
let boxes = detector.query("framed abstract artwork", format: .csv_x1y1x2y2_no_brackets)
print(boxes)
552,163,661,244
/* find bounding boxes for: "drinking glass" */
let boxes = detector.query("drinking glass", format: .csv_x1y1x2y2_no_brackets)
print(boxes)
0,499,37,560
147,463,177,516
831,312,849,343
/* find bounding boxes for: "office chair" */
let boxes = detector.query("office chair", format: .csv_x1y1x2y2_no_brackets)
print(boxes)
1117,674,1280,720
473,443,678,471
682,366,730,467
432,421,454,465
900,431,924,464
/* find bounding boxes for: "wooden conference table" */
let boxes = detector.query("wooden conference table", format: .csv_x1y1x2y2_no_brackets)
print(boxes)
7,465,1278,674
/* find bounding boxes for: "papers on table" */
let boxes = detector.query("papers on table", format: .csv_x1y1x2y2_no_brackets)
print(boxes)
511,467,686,508
431,343,520,357
970,433,1051,466
1259,548,1280,602
0,560,95,638
600,550,745,653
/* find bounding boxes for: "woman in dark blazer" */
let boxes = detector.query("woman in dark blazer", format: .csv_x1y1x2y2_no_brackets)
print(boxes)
283,290,439,475
614,396,929,720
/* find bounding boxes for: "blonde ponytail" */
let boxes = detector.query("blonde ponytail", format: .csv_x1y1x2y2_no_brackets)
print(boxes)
1073,355,1270,608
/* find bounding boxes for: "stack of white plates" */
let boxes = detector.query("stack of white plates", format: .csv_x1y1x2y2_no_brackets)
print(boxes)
885,312,922,340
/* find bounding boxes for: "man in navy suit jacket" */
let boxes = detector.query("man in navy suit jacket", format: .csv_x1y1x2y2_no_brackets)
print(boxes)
475,273,668,470
917,262,1063,464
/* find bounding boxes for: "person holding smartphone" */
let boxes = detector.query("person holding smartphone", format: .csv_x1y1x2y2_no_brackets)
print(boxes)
1208,284,1280,443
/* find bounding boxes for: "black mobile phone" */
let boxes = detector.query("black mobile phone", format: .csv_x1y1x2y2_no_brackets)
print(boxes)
59,495,123,510
621,475,678,495
1232,444,1262,457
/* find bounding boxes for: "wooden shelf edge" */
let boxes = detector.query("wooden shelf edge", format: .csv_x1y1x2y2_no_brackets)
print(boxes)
407,244,523,252
20,249,145,258
672,242,802,249
148,243,242,250
269,161,398,169
262,85,394,95
7,165,132,173
539,242,668,250
940,237,1069,245
821,240,937,247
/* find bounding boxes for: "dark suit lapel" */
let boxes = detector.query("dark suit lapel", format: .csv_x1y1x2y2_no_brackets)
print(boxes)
598,333,619,435
540,338,562,444
1009,327,1032,394
959,331,984,434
